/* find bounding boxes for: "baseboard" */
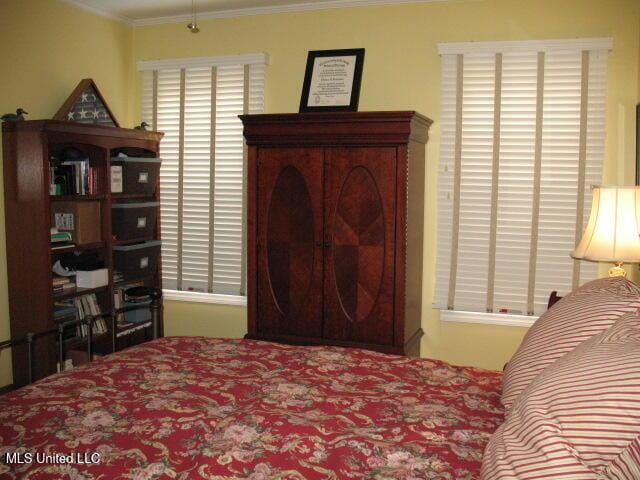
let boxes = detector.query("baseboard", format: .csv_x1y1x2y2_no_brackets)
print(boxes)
0,383,16,395
245,332,414,356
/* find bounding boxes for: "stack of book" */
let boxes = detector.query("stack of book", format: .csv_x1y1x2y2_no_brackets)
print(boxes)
51,228,74,250
52,276,76,294
75,293,108,336
53,304,80,342
55,294,107,337
50,160,99,196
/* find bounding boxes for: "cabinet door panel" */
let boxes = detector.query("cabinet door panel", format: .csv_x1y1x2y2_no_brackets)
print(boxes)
324,147,396,345
256,148,323,337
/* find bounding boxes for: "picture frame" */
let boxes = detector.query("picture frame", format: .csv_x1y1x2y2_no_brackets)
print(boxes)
53,79,120,127
299,48,365,113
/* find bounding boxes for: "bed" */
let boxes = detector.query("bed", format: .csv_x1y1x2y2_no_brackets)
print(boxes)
0,337,504,479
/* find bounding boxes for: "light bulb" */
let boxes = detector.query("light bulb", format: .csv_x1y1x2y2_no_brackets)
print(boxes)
187,0,200,33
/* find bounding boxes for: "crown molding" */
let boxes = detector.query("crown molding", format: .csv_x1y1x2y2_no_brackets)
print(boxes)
132,0,446,27
61,0,449,28
61,0,134,24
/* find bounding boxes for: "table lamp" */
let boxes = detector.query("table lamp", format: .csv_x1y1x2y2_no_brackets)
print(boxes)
571,186,640,277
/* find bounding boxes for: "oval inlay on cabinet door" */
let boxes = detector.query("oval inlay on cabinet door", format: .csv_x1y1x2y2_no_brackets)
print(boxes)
267,166,315,315
332,166,385,323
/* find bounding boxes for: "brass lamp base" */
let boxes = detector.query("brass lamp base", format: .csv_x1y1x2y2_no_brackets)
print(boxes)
608,262,627,277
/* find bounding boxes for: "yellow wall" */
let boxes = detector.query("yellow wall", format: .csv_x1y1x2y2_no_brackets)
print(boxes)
164,301,247,338
133,0,640,371
1,0,640,386
0,0,134,386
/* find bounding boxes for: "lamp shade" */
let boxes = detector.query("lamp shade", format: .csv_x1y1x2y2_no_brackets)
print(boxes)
572,186,640,263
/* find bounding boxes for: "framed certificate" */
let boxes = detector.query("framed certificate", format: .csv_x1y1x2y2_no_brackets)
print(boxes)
299,48,365,112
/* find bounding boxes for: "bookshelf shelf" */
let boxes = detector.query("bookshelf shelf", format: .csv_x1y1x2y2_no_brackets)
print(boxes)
51,194,106,201
113,238,151,246
63,332,109,349
114,275,154,287
51,241,105,255
2,119,164,387
53,285,109,300
110,193,154,200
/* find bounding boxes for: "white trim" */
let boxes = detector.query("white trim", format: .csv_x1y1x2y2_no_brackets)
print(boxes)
61,0,133,24
163,289,247,307
438,37,613,55
132,0,446,26
138,53,269,71
64,0,447,27
439,309,537,328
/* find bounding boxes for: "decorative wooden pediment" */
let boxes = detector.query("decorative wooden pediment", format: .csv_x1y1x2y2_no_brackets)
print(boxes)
53,79,120,127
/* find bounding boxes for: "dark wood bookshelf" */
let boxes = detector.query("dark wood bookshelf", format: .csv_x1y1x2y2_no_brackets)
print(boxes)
2,119,164,387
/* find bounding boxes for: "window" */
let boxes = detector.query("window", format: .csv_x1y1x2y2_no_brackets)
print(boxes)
139,54,267,300
434,38,611,322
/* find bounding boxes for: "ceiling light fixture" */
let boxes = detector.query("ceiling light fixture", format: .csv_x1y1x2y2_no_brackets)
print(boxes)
187,0,200,33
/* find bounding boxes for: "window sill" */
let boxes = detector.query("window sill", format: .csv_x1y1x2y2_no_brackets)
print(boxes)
439,309,537,328
163,290,247,307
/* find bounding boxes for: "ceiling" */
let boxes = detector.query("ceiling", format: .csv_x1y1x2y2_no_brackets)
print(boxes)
65,0,437,25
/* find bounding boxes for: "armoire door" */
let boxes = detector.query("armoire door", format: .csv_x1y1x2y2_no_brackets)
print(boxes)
323,147,397,345
256,148,324,338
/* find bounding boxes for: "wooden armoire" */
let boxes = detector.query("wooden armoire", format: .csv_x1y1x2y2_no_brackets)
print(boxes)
241,111,431,356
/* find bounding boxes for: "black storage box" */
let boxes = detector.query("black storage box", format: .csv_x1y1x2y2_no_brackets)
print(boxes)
113,240,161,280
112,202,159,242
111,157,161,195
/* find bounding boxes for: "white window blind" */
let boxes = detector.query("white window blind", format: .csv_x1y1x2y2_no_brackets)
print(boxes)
434,39,610,317
139,54,266,296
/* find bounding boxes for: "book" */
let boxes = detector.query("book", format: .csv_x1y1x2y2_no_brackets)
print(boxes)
51,242,76,250
50,164,74,196
53,304,80,341
52,276,72,286
51,231,73,243
71,293,107,335
53,282,76,293
50,159,96,196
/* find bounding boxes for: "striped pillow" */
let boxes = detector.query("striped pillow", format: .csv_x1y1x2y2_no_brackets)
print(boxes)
481,311,640,479
502,276,640,410
607,437,640,479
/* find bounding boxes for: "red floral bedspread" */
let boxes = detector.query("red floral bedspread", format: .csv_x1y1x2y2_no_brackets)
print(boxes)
0,337,503,479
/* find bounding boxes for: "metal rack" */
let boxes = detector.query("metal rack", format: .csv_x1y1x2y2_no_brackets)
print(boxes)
0,288,161,385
